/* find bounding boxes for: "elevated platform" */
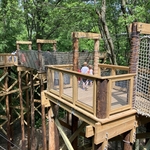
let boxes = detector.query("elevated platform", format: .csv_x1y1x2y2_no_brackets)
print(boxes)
41,64,138,148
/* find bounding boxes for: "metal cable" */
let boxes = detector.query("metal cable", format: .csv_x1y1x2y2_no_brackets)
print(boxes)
0,146,6,150
0,133,21,150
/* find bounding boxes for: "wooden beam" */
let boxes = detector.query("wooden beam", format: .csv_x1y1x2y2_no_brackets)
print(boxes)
46,65,135,80
98,64,129,70
36,39,56,44
59,119,72,130
137,22,150,34
16,41,32,45
0,115,7,120
17,66,33,72
55,118,74,150
44,91,100,126
61,122,86,150
136,132,150,139
41,91,50,107
49,109,59,150
94,115,136,145
72,32,101,39
86,125,94,138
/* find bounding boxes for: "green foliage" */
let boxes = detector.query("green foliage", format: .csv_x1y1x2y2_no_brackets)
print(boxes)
0,0,25,52
0,0,149,65
35,117,42,128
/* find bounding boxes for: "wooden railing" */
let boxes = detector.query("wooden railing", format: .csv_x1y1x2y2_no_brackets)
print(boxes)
46,64,135,119
0,53,18,66
98,64,129,76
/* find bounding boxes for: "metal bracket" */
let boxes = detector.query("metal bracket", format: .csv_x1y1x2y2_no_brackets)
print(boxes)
57,100,60,106
71,108,75,115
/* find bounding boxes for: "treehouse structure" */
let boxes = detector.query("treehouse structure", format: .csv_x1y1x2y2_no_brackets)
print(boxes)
0,22,150,150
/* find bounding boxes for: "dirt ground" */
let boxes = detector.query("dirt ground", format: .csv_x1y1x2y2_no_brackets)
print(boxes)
0,122,43,150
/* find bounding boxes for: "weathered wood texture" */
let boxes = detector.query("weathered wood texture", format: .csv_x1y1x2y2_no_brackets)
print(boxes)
94,39,99,76
26,72,31,149
16,41,32,50
72,33,79,72
72,32,101,74
123,131,133,150
30,70,36,150
5,67,11,150
71,115,78,150
18,71,25,150
37,39,57,44
136,22,150,34
40,74,47,150
48,104,59,150
72,32,101,39
96,79,108,119
129,22,140,106
16,41,32,45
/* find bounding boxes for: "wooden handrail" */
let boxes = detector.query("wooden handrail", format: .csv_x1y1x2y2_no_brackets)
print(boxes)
98,64,129,70
47,65,135,80
46,65,135,119
0,54,18,66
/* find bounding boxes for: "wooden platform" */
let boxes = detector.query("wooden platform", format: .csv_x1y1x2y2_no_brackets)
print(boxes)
63,85,128,110
42,63,137,148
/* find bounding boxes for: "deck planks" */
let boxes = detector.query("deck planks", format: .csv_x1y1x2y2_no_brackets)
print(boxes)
62,86,128,110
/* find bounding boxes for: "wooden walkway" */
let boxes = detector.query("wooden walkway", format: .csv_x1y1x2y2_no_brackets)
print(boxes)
63,85,128,110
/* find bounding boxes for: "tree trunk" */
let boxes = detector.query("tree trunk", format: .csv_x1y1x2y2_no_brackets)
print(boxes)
94,0,117,65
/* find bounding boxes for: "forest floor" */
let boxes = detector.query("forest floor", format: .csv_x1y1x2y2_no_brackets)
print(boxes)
1,118,144,150
0,121,43,150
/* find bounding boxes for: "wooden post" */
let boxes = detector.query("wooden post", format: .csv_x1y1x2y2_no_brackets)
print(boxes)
18,71,25,150
37,43,41,51
145,123,150,144
26,72,31,150
29,44,32,50
37,42,42,71
40,73,47,150
93,79,108,149
96,79,108,119
129,22,140,105
94,39,99,76
72,32,79,149
71,115,78,149
73,33,79,71
38,49,42,71
123,130,132,150
42,105,47,150
16,43,20,50
5,67,11,150
49,104,59,150
8,67,13,148
30,70,36,150
53,43,56,52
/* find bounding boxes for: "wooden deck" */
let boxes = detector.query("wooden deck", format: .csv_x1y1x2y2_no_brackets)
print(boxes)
42,64,137,147
63,85,128,110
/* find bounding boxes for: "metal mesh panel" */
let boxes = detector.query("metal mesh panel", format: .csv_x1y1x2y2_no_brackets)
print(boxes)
18,50,39,70
134,36,150,116
18,50,102,71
